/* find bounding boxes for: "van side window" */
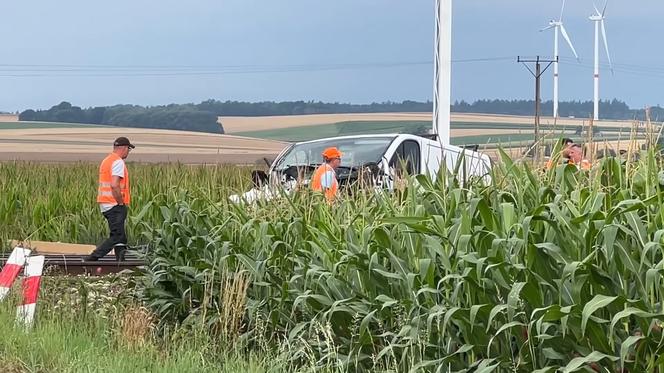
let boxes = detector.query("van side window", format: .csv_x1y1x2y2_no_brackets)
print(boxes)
390,140,420,175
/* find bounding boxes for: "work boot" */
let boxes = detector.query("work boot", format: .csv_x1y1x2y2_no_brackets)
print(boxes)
83,255,99,262
114,244,127,261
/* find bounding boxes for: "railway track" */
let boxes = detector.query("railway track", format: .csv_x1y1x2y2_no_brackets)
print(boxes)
0,252,144,276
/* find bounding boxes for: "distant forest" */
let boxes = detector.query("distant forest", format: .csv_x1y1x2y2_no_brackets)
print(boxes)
452,99,664,121
19,102,222,134
18,99,663,134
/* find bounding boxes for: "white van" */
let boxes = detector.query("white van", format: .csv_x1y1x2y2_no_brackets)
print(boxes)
229,133,492,204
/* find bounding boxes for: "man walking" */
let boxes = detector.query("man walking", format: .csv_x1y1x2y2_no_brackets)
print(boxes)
84,137,135,261
310,147,342,203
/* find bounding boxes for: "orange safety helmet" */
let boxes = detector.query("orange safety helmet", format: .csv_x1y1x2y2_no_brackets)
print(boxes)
321,147,342,160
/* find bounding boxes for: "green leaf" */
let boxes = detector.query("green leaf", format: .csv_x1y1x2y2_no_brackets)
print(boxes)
542,347,566,360
581,295,618,337
620,335,644,369
508,282,526,311
561,351,618,373
610,307,658,332
470,304,488,332
486,321,525,356
486,304,508,332
531,367,557,373
359,310,377,335
474,359,499,373
372,268,404,281
375,294,397,310
440,344,475,363
442,307,461,337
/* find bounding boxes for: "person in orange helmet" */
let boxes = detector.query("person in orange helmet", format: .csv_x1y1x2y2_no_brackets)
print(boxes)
310,147,342,202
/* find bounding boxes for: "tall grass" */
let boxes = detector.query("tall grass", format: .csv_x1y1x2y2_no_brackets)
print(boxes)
0,162,253,250
0,275,302,373
136,148,664,371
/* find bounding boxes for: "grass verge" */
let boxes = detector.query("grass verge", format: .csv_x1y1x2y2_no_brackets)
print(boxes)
0,276,291,373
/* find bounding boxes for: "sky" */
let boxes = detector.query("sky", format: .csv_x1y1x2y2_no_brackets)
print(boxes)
0,0,662,112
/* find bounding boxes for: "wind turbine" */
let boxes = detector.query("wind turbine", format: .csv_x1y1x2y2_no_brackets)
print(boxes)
589,1,613,120
540,0,579,118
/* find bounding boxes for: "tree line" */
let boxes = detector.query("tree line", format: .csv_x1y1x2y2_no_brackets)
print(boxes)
19,99,662,134
20,102,222,134
452,99,662,120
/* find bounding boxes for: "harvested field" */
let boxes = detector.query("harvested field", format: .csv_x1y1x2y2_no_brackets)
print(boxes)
1,113,649,164
0,123,287,164
0,114,19,122
220,112,641,133
219,113,431,133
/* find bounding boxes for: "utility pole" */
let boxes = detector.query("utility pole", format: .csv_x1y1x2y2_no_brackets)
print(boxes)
517,56,557,159
432,0,452,146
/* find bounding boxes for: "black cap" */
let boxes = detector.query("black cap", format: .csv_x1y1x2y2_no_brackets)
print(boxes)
113,137,135,149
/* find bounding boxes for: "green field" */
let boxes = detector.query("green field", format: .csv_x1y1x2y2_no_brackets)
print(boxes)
234,120,433,141
1,119,641,148
0,121,106,130
234,120,640,144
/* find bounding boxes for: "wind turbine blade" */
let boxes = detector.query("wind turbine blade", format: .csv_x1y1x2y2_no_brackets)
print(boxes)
592,1,601,16
602,0,608,17
559,0,567,21
600,20,613,73
540,25,555,32
559,24,579,60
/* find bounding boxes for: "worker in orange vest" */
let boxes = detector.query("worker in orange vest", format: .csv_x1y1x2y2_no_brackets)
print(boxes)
563,143,591,170
84,137,135,261
310,147,342,202
545,138,574,170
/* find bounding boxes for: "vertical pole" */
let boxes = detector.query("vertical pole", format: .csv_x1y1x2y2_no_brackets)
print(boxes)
593,21,600,120
16,255,44,329
0,247,31,301
535,57,541,156
433,0,452,145
553,27,559,118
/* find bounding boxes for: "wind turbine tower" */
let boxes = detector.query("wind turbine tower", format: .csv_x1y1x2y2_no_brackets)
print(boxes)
432,0,451,145
541,0,579,118
589,1,613,120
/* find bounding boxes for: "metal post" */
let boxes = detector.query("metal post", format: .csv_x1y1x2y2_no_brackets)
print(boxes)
535,56,541,146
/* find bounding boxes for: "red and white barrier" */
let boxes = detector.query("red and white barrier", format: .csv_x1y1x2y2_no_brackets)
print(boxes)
0,247,31,301
16,255,44,328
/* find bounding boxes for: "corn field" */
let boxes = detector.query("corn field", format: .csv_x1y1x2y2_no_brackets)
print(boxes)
0,162,253,250
3,147,664,371
133,148,664,372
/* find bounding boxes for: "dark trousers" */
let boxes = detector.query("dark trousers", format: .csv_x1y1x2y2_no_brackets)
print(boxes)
90,205,127,259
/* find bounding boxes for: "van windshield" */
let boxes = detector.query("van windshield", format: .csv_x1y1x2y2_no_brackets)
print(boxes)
273,137,394,171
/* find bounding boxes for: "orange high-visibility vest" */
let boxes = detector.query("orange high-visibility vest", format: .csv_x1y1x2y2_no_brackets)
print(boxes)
310,164,338,202
97,153,130,205
545,159,554,170
567,159,592,171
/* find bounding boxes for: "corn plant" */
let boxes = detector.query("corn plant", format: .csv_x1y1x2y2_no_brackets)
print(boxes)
0,161,254,250
135,148,664,371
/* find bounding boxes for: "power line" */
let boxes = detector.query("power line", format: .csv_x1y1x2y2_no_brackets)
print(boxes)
558,57,664,78
0,57,515,77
